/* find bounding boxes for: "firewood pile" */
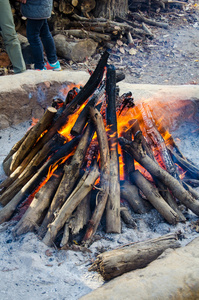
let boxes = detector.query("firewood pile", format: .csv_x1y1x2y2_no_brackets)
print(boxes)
9,0,187,63
0,51,199,250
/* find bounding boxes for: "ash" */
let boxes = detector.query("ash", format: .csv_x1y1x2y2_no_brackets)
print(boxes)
0,120,198,300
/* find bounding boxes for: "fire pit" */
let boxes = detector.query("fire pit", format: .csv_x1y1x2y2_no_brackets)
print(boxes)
0,51,199,299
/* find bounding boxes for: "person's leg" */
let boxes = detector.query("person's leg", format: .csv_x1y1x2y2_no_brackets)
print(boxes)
0,0,26,73
26,19,45,70
40,19,57,64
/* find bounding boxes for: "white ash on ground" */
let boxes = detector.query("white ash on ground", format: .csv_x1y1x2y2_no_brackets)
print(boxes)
0,119,199,300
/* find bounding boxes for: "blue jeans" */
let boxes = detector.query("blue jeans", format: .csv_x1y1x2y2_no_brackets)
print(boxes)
26,18,57,69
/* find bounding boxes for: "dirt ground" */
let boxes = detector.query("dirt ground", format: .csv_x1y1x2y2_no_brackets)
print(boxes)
62,1,199,86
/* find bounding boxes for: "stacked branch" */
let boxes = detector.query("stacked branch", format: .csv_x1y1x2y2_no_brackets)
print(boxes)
0,50,199,250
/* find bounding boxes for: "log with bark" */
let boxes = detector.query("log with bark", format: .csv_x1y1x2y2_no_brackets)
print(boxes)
3,107,57,176
89,233,180,280
82,107,110,245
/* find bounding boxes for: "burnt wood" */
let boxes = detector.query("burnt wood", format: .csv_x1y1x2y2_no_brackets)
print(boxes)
0,137,80,225
106,65,121,233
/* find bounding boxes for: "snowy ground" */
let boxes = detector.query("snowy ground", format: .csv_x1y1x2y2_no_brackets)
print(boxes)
0,119,199,300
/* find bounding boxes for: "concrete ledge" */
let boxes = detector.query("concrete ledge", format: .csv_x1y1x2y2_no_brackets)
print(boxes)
80,237,199,300
0,70,198,130
0,70,89,129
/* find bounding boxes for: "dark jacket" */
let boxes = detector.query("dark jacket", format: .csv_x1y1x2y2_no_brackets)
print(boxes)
21,0,53,19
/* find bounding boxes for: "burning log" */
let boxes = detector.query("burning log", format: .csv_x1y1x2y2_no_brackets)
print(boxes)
38,123,94,237
3,107,57,176
43,162,100,247
12,167,64,237
119,132,199,217
83,107,110,244
106,65,121,234
0,133,65,206
89,233,180,281
71,70,125,137
0,137,79,225
137,103,180,180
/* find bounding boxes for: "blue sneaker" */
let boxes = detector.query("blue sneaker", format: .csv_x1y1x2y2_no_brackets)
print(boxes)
44,61,61,71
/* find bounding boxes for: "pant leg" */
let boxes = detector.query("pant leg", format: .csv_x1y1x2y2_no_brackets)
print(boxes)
0,0,26,73
40,19,57,64
26,19,45,70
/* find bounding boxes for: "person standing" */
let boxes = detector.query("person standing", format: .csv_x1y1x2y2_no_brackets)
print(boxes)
19,0,61,71
0,0,26,74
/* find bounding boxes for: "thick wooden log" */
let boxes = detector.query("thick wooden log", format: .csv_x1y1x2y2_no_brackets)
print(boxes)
120,180,151,214
83,107,110,244
3,107,57,175
12,167,64,237
89,233,180,280
38,123,94,237
0,137,79,225
119,133,199,217
130,170,179,224
106,65,121,234
153,179,186,222
43,162,100,247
